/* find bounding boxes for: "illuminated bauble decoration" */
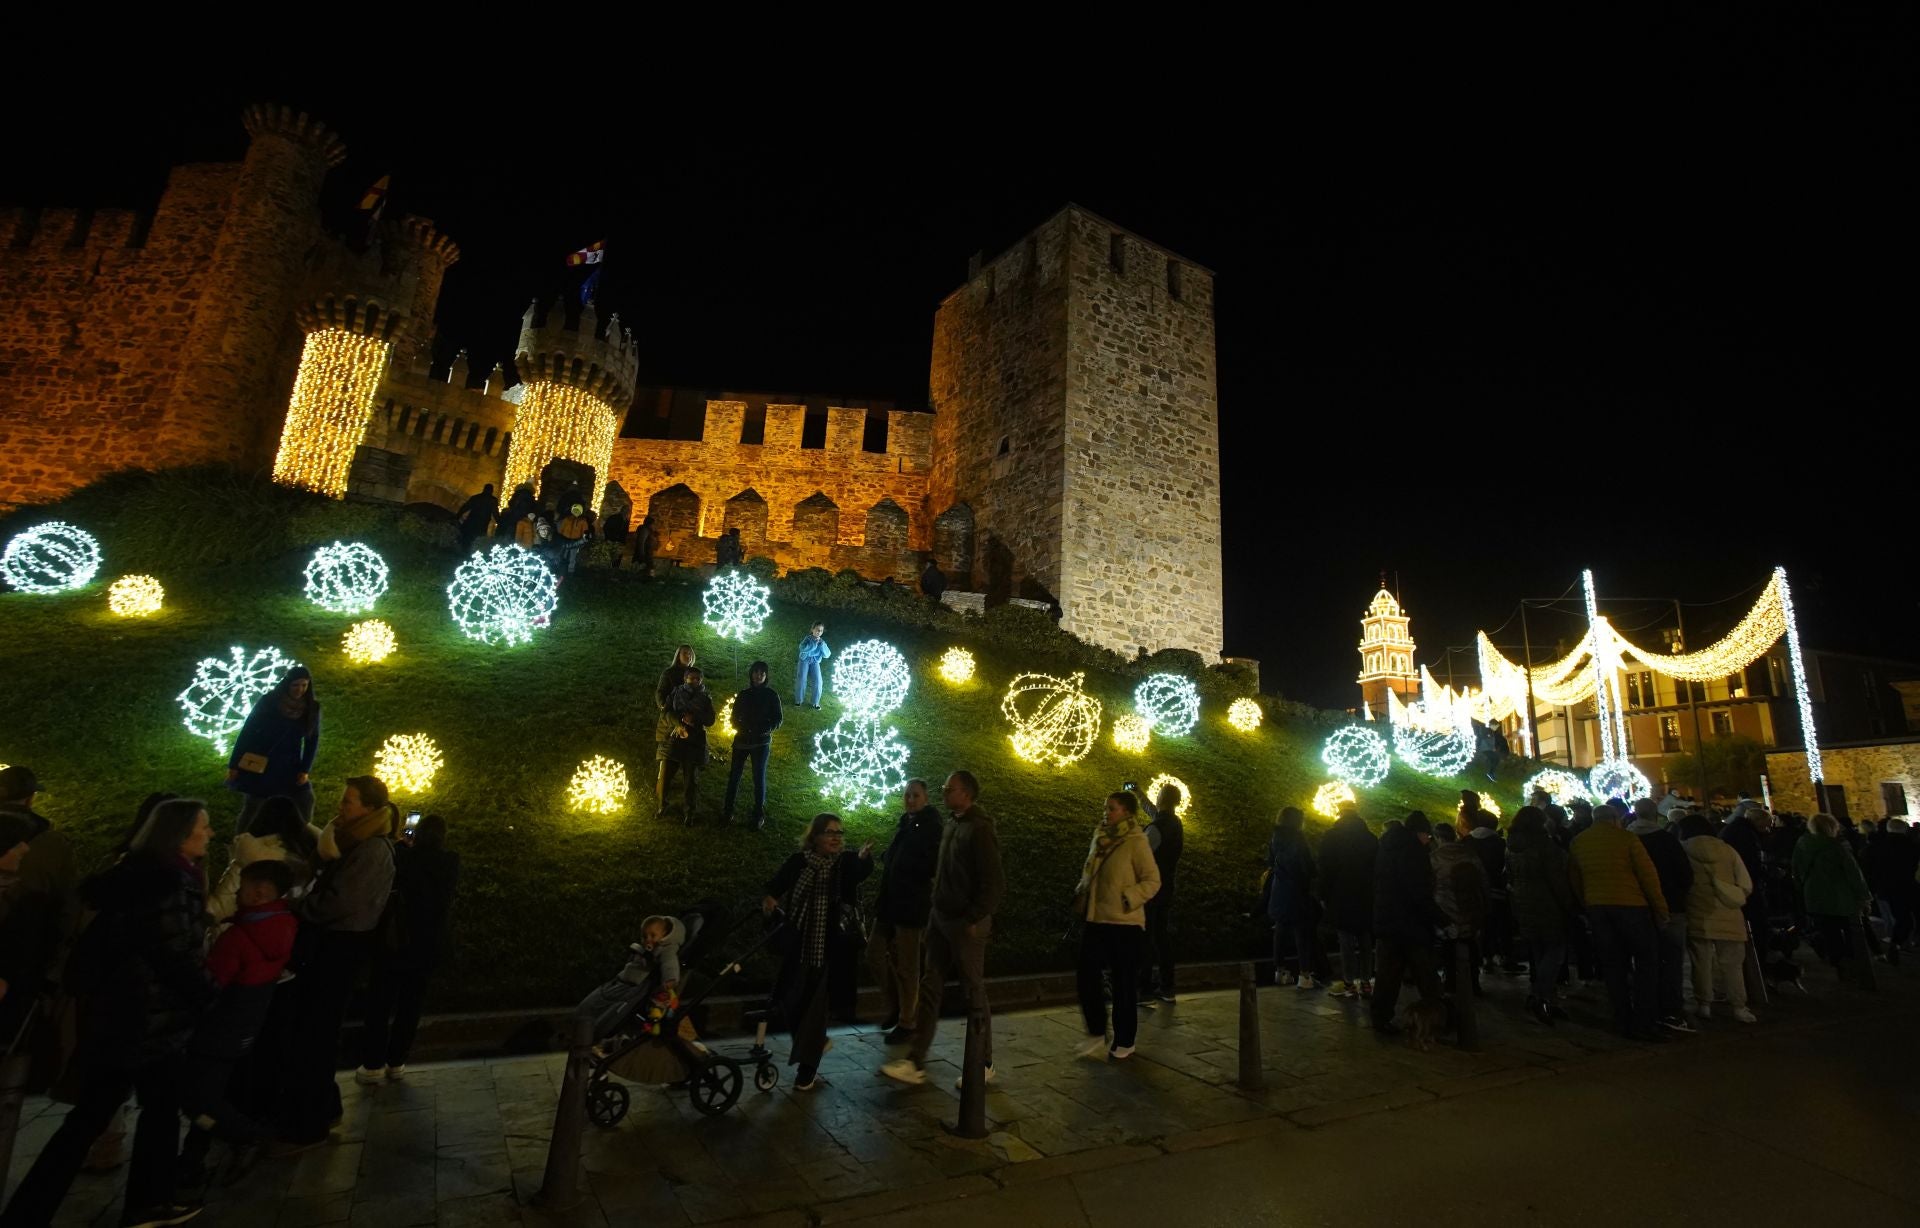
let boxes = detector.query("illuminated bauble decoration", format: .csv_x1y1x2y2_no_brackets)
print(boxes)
342,619,397,664
107,574,165,617
1588,759,1652,804
716,695,736,740
2,522,102,593
1321,725,1390,788
447,545,559,646
701,569,771,642
1112,712,1153,754
177,646,299,754
938,647,976,684
1392,724,1475,777
302,542,390,614
375,733,444,795
1146,773,1193,819
1477,793,1502,819
811,718,910,811
1312,780,1357,819
1133,674,1201,737
567,755,631,815
1523,769,1590,809
1002,671,1103,768
1226,697,1262,732
833,639,911,718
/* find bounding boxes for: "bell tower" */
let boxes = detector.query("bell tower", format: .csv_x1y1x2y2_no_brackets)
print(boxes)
1358,578,1420,712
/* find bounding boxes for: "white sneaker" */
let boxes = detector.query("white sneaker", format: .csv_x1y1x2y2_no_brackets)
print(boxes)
386,1065,407,1080
879,1059,926,1086
1296,976,1318,991
1110,1045,1135,1060
1076,1035,1109,1058
952,1065,996,1090
1732,1007,1757,1024
353,1066,384,1085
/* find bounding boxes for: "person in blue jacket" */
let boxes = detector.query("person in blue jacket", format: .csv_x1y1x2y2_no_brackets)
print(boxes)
794,623,831,709
227,666,322,831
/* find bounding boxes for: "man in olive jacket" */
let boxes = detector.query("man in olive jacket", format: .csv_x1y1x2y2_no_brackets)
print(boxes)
867,779,944,1044
884,771,1005,1085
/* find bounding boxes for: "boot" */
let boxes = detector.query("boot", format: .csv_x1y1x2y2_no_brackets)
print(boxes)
654,763,672,819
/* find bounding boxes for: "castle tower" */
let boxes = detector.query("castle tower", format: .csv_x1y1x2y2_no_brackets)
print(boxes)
503,298,638,513
159,104,346,472
270,216,461,497
1358,583,1420,712
928,205,1223,659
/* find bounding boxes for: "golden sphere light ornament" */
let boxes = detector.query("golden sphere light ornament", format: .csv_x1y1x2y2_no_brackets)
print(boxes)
375,733,444,795
2,522,103,593
937,647,976,684
1133,673,1201,737
1226,697,1262,732
303,542,390,614
1321,725,1391,788
177,646,299,755
1003,671,1103,768
1312,780,1357,818
567,755,631,815
1146,773,1193,819
1111,712,1152,754
342,619,397,664
107,574,165,617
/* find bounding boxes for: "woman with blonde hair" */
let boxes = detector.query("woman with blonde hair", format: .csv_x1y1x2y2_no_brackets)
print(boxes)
1072,791,1160,1060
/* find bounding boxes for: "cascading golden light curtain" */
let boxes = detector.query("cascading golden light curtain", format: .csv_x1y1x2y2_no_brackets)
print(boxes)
271,329,392,498
501,382,618,512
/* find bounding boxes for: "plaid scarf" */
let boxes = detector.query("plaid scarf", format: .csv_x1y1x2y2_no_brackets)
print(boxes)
788,851,839,968
1079,817,1140,891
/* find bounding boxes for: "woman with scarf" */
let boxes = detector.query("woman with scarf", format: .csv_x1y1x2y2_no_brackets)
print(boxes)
655,645,697,816
1072,791,1160,1060
228,665,323,831
761,815,872,1090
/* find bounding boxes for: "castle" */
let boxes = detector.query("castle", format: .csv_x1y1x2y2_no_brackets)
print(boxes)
0,105,1224,661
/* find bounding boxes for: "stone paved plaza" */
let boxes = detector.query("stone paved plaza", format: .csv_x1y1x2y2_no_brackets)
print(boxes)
9,957,1917,1226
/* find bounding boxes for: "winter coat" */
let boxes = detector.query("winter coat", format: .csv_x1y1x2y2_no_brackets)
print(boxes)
663,683,717,764
766,851,873,1019
1506,827,1574,941
874,805,943,926
1792,833,1871,919
388,844,461,970
1373,825,1448,945
207,831,316,922
226,696,321,799
1432,842,1489,932
1629,821,1693,923
931,805,1005,926
729,683,784,751
207,898,298,988
1141,797,1185,900
1721,816,1768,891
457,492,495,535
66,853,215,1067
1865,830,1920,899
1316,811,1377,934
1464,827,1507,900
297,834,395,933
1570,822,1669,921
797,634,831,667
1265,826,1317,925
1683,835,1754,942
921,563,947,599
657,662,695,710
1075,825,1160,927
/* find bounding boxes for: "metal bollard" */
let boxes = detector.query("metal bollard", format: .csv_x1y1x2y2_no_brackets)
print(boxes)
1237,962,1263,1091
948,1005,990,1140
535,1012,594,1210
1452,940,1479,1052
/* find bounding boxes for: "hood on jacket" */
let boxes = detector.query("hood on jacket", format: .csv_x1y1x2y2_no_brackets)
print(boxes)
1627,817,1663,835
1468,826,1500,840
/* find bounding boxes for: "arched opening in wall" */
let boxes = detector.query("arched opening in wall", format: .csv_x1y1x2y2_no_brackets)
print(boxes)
862,409,889,453
740,405,766,445
539,458,595,511
647,483,702,549
800,406,828,449
997,436,1010,456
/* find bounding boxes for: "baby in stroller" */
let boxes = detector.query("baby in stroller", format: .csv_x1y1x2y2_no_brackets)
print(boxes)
578,914,695,1055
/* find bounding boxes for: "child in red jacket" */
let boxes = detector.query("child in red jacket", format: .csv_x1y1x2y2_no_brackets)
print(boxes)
179,860,299,1189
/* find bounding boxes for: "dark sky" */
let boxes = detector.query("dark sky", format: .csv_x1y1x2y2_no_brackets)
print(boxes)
12,46,1912,708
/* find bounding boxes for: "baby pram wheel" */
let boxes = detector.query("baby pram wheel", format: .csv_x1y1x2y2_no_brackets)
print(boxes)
586,1079,630,1127
688,1056,744,1116
753,1062,779,1092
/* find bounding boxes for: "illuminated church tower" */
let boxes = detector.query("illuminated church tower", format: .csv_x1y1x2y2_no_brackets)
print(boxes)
1358,581,1420,712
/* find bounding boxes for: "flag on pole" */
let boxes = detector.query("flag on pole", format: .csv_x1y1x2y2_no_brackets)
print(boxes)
566,240,605,267
579,267,604,305
357,175,390,213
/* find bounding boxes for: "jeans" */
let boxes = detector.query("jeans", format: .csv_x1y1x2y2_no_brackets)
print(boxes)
1688,936,1748,1009
237,785,315,833
1140,896,1176,996
1586,905,1660,1035
908,912,991,1069
559,537,586,573
723,743,771,820
0,1057,181,1225
1370,936,1442,1028
1271,918,1319,978
794,658,824,706
1335,930,1374,984
279,930,376,1142
1524,934,1566,1004
1077,923,1143,1048
866,921,925,1029
1654,915,1688,1020
361,957,433,1069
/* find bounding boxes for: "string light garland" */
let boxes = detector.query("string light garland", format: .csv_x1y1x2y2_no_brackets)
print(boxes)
1002,671,1103,767
271,329,391,497
1774,566,1824,784
1588,759,1652,804
1133,673,1201,736
1112,712,1153,754
177,646,299,754
1312,780,1357,818
1522,768,1590,809
1146,773,1192,819
502,382,619,513
938,647,976,684
107,574,165,617
342,619,397,664
567,755,631,814
701,570,771,642
1322,725,1390,788
2,522,102,593
833,640,911,718
375,732,444,795
303,542,391,614
811,718,910,811
447,545,559,646
1227,698,1263,732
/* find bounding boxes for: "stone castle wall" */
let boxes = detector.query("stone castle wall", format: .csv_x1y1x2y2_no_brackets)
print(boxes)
1765,741,1920,819
354,355,518,510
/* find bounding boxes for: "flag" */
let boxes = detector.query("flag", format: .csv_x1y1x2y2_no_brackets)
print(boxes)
566,240,605,267
357,175,390,212
579,267,603,305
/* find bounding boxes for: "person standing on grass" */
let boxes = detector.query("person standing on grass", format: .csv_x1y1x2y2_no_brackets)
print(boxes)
867,779,943,1045
227,666,322,830
1135,780,1185,1002
883,771,1005,1088
795,623,831,709
1070,791,1160,1060
1317,802,1378,999
654,645,696,817
762,815,873,1091
659,666,717,825
456,483,496,553
721,662,784,830
356,814,461,1085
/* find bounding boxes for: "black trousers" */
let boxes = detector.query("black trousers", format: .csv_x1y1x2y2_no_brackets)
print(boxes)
0,1056,181,1225
278,930,375,1143
1370,937,1442,1028
1077,923,1142,1048
361,958,434,1070
1139,896,1175,996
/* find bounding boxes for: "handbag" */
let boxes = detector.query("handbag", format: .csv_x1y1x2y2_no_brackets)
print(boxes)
236,752,270,775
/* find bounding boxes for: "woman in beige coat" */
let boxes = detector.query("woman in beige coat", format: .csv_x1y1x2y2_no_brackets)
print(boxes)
1680,813,1757,1022
1072,792,1161,1060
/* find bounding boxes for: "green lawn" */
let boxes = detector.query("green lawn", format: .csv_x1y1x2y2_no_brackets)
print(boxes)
0,469,1534,1010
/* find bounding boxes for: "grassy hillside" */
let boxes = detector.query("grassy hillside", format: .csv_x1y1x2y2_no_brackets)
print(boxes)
0,469,1533,1010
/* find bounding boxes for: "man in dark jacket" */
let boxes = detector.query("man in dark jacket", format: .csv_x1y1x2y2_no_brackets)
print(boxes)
1370,812,1449,1032
631,517,656,577
1865,819,1918,955
868,779,943,1044
1628,799,1695,1031
662,668,718,826
457,483,496,553
1721,805,1772,936
1137,782,1186,1001
1463,813,1520,974
722,662,784,830
1318,805,1378,997
920,560,947,601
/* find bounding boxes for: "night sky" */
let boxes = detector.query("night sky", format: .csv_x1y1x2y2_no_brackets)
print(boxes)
14,53,1910,708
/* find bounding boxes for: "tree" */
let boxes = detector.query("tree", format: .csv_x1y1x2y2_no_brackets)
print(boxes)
1669,734,1768,799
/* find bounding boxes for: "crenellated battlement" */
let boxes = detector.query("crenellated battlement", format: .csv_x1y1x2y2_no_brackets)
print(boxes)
0,206,154,255
296,215,460,347
514,297,639,410
240,103,347,168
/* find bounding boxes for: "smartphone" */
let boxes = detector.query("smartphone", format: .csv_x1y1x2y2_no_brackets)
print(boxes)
405,811,421,834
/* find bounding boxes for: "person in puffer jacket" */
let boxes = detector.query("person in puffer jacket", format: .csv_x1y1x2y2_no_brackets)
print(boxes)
206,796,319,921
1071,792,1160,1060
1678,813,1756,1023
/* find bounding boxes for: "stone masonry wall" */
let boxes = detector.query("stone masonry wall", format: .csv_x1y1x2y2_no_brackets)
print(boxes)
1764,742,1920,819
357,357,517,511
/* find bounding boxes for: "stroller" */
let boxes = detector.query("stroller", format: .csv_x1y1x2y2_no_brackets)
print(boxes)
584,900,786,1124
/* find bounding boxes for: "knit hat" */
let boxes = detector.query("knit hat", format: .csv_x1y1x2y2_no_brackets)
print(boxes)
1405,812,1432,836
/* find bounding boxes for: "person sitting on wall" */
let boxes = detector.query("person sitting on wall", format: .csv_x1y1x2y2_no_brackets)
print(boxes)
631,516,656,578
715,528,744,568
601,504,630,567
920,560,947,601
456,483,496,554
557,503,593,574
